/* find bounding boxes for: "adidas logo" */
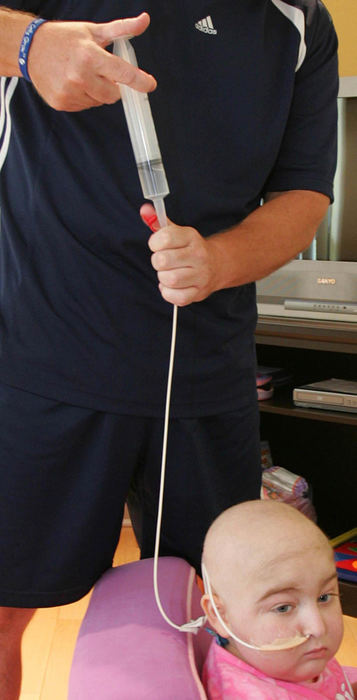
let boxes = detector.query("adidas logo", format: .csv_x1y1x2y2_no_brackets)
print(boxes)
195,15,217,35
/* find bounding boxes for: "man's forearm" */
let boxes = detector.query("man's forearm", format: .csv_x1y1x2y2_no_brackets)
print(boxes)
208,190,330,292
0,7,37,76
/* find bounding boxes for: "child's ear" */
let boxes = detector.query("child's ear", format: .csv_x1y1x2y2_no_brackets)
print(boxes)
201,592,230,639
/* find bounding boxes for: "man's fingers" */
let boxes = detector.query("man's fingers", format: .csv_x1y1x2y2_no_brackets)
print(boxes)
159,284,197,307
84,75,121,105
90,42,156,93
92,13,156,93
151,247,191,273
93,13,150,47
113,57,156,92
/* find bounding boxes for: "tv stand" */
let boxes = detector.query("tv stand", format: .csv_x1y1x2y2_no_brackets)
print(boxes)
256,315,357,353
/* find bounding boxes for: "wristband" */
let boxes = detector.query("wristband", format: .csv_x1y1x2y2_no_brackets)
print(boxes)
18,18,47,82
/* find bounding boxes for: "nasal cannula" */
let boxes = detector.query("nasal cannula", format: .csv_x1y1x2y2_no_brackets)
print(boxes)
114,37,310,650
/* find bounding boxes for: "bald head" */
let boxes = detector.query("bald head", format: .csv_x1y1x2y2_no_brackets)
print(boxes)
202,500,332,602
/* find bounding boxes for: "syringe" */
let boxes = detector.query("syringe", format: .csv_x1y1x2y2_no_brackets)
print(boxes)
113,37,169,227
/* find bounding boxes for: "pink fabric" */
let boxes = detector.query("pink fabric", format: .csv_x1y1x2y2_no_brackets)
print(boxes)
68,557,210,699
345,667,357,685
203,641,355,699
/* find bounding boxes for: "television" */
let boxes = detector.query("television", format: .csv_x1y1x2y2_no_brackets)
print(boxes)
257,94,357,325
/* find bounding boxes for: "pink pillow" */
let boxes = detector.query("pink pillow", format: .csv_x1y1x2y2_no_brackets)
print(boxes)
68,557,210,699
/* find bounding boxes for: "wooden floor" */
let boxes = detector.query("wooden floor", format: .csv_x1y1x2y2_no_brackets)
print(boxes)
20,526,357,699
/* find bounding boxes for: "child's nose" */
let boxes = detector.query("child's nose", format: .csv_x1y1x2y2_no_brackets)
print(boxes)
301,604,327,639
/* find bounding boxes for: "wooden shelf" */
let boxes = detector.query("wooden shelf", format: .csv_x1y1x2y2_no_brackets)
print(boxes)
258,387,357,426
256,316,357,353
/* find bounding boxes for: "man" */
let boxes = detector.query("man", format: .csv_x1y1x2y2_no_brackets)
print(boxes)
0,2,338,697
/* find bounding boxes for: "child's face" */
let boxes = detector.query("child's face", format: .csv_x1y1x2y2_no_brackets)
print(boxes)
224,538,343,683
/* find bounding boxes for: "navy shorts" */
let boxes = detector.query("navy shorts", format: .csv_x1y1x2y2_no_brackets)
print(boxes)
0,382,261,608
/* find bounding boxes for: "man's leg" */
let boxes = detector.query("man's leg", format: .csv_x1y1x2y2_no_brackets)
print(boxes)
0,607,35,700
128,403,262,572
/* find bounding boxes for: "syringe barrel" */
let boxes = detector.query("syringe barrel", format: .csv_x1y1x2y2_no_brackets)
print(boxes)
113,38,169,199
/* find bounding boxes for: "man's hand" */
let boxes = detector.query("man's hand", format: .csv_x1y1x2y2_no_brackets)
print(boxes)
141,203,217,307
141,190,329,307
27,12,156,111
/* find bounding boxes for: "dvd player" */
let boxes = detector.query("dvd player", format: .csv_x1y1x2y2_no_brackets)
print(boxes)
293,378,357,413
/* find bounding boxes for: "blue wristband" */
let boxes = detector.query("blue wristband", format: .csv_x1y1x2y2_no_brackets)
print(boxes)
18,18,47,82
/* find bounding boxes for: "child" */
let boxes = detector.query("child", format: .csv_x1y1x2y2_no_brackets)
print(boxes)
201,500,357,699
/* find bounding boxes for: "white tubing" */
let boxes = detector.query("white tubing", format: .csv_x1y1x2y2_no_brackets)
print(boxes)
151,197,206,634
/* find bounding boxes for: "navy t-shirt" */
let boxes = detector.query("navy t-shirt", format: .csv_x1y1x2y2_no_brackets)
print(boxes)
0,1,338,416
